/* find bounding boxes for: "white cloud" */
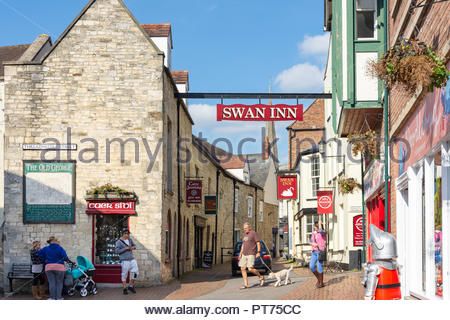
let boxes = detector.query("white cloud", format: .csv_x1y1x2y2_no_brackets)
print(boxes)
298,33,330,56
274,63,324,92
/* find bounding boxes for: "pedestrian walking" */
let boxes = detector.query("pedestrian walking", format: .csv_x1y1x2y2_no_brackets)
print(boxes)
115,230,139,295
38,236,73,300
239,222,265,289
30,241,47,299
310,221,326,288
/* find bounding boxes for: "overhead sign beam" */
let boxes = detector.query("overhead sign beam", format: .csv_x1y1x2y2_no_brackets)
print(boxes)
175,92,332,100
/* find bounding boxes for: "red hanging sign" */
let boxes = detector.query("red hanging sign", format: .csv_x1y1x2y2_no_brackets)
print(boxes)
277,175,297,200
353,215,363,247
217,104,303,121
86,200,137,215
186,180,202,204
317,190,333,214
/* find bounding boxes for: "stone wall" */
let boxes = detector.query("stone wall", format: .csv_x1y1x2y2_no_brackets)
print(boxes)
0,81,4,289
3,0,167,288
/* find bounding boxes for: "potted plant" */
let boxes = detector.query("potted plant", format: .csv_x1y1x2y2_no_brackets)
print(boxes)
347,130,380,158
338,177,362,195
85,183,137,200
369,38,449,92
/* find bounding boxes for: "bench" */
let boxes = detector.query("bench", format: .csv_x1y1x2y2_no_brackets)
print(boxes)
7,264,33,292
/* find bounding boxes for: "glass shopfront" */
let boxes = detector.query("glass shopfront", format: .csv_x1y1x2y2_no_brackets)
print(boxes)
396,144,449,300
94,215,129,265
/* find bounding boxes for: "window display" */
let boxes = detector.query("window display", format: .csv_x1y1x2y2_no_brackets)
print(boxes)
95,215,129,265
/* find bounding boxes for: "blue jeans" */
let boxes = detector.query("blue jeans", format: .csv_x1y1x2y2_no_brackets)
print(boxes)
310,251,323,273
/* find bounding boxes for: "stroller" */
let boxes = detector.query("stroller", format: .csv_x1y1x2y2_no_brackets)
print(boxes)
65,256,98,297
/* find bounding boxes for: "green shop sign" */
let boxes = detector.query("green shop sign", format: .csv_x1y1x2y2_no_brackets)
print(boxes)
23,161,76,224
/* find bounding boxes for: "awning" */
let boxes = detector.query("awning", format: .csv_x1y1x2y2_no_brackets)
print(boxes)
294,207,317,220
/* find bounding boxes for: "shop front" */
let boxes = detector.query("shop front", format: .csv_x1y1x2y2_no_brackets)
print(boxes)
85,195,138,283
364,159,390,261
394,79,450,300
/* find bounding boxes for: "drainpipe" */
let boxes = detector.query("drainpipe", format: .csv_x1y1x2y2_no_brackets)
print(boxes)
361,154,366,264
232,180,237,245
383,0,390,232
215,170,220,264
254,186,258,233
176,98,182,278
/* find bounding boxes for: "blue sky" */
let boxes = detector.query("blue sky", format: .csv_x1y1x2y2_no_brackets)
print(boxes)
0,0,329,164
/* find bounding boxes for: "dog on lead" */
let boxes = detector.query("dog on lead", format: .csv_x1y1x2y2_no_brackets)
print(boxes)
267,264,293,287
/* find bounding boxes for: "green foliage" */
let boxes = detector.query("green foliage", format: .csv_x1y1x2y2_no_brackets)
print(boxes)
370,38,450,92
338,177,362,195
86,183,136,198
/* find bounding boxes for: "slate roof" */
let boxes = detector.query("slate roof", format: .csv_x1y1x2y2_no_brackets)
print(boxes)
246,154,271,188
0,44,30,78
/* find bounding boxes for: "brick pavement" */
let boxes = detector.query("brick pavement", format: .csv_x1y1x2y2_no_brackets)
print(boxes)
282,267,364,300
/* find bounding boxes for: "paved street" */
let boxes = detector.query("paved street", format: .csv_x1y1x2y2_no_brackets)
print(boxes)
5,259,364,300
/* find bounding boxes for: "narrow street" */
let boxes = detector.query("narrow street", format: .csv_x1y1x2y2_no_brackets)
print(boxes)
5,259,364,300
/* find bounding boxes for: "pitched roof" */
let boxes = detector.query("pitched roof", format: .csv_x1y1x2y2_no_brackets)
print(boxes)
192,136,246,169
141,24,171,37
0,44,30,78
246,154,271,188
287,99,325,130
171,70,189,84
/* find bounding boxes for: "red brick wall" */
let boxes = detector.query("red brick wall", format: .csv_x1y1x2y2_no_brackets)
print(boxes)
287,99,325,169
388,2,450,235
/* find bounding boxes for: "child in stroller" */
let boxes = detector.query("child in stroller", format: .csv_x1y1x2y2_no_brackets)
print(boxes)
65,256,98,297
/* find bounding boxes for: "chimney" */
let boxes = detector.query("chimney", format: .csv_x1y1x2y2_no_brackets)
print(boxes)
171,70,189,105
141,23,173,69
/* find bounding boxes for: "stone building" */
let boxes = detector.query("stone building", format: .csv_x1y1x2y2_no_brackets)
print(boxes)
0,0,278,292
1,0,192,289
0,44,31,287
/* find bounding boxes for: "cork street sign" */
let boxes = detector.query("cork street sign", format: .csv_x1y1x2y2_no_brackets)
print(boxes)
217,104,303,121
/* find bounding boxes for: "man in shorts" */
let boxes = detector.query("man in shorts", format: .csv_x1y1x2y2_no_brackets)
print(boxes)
115,230,139,295
239,222,265,289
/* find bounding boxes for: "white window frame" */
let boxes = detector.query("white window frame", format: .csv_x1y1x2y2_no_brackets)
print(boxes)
247,196,253,218
355,0,378,41
311,156,320,197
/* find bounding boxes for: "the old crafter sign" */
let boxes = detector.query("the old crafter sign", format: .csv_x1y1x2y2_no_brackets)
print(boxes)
217,104,303,121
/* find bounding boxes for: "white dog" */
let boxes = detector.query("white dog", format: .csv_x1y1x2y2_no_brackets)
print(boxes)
267,264,294,287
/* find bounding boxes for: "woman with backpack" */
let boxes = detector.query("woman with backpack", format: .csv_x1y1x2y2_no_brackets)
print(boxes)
310,220,326,288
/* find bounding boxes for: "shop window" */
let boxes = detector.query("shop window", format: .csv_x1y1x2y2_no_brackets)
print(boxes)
95,215,128,265
434,153,443,297
311,156,320,197
356,0,377,40
247,196,253,218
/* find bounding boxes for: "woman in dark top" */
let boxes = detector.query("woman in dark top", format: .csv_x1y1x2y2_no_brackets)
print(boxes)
38,236,72,300
30,241,46,299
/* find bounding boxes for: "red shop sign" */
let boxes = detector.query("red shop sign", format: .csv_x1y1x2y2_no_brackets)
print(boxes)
317,191,333,214
277,175,298,200
86,200,137,215
353,215,363,247
186,180,202,204
217,104,303,121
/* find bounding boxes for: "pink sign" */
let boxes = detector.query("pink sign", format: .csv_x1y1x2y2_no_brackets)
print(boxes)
397,64,450,173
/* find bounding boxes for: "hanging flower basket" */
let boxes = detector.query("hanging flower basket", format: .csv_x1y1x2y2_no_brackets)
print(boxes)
347,130,380,158
85,183,137,200
369,38,449,92
338,177,362,195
